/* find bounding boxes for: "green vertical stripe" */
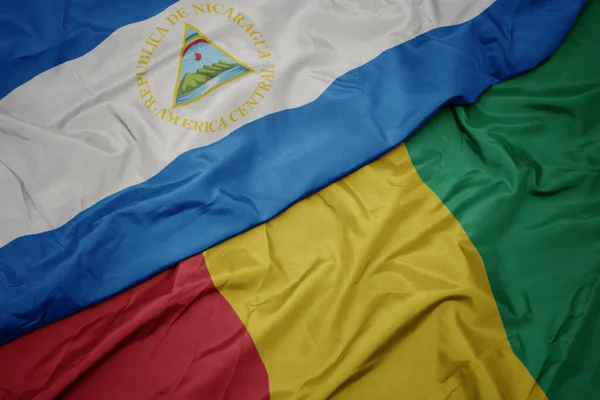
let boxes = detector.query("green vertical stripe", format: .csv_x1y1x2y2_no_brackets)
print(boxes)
406,2,600,398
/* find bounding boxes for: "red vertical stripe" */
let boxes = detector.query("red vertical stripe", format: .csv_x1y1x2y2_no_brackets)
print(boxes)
0,254,269,400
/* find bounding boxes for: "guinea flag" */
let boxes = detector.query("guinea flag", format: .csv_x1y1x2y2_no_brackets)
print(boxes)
0,1,598,399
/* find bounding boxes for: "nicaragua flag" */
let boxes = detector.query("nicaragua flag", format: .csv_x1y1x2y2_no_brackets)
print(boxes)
0,0,587,347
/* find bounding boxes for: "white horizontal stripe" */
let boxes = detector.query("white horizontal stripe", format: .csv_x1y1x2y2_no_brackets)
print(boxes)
0,0,494,246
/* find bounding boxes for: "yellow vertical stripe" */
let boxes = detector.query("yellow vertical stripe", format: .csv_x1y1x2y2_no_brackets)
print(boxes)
205,145,545,399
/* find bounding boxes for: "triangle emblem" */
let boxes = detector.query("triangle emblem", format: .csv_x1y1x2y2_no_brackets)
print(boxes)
172,23,253,108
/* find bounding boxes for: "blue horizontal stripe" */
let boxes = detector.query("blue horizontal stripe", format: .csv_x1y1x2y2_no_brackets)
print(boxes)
0,0,177,100
0,0,586,343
